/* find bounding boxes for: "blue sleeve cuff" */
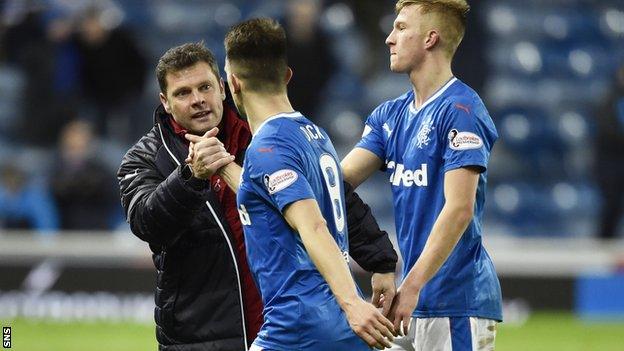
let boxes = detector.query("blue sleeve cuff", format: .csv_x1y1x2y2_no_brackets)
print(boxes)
354,144,385,162
443,159,487,173
277,194,316,213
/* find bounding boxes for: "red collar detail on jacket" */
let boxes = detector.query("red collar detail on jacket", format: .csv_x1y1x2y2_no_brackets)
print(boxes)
169,116,188,139
218,103,251,159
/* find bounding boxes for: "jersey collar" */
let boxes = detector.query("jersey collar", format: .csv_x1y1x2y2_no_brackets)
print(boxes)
409,77,458,114
253,111,302,137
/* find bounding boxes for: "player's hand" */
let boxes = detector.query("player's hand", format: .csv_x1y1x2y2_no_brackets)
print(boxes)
371,272,396,317
387,283,420,336
184,128,234,179
343,298,395,349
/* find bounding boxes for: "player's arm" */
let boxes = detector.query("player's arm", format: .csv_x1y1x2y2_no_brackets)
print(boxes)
283,199,396,348
344,180,398,315
340,147,398,315
217,163,242,193
341,147,383,189
389,167,479,334
216,158,399,309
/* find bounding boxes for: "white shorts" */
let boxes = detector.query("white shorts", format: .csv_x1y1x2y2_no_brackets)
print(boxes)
387,317,497,351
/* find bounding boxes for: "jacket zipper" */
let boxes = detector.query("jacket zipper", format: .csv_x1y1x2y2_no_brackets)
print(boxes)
157,123,248,346
205,201,248,347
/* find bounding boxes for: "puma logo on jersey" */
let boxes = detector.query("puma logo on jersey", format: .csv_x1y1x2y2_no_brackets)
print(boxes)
387,161,428,187
383,123,393,137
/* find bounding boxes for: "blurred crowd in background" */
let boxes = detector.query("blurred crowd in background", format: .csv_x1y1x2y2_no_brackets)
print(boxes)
0,0,623,239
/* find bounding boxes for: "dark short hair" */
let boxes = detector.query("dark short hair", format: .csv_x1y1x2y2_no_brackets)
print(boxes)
224,18,287,93
156,42,220,94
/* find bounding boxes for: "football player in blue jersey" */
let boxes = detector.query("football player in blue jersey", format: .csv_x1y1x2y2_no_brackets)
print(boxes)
206,18,395,350
341,1,503,350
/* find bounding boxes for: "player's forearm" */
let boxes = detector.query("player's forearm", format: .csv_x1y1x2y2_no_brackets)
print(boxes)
217,163,242,193
299,221,361,307
403,203,473,291
341,148,382,189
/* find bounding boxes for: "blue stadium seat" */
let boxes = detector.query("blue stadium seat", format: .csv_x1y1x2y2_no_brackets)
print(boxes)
495,106,569,178
554,108,594,147
496,106,558,151
598,5,624,42
486,179,600,237
489,181,583,237
548,181,600,236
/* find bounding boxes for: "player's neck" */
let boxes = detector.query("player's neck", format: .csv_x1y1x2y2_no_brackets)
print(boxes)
244,92,294,135
409,58,453,110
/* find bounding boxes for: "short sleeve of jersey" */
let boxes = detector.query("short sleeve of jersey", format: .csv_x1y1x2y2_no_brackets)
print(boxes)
247,137,315,213
355,103,387,160
441,101,494,173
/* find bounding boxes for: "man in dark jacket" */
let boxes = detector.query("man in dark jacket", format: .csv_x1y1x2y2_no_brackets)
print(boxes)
118,42,398,351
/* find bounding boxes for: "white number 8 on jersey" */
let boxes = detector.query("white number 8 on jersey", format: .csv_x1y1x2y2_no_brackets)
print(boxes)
319,154,345,235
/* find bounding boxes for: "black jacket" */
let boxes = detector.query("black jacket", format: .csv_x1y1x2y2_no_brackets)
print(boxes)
118,105,397,350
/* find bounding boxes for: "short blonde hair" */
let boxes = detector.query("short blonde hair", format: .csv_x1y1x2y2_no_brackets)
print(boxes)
396,0,470,58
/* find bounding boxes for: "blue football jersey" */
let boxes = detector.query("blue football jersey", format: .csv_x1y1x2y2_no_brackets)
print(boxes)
356,78,503,321
237,112,369,350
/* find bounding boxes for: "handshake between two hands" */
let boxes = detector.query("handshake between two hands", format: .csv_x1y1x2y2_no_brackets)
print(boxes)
355,272,420,350
184,127,234,179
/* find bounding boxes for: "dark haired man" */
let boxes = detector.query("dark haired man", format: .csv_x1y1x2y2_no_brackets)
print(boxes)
190,18,395,350
119,42,397,350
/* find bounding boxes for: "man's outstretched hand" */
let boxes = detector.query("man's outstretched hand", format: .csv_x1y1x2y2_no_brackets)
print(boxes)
388,283,420,336
343,298,396,349
371,272,396,317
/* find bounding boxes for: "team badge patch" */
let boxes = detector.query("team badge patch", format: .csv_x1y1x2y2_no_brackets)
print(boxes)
448,129,483,150
264,169,298,194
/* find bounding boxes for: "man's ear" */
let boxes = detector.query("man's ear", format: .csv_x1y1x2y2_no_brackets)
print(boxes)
219,78,226,101
229,73,242,94
424,30,439,50
285,67,293,85
159,93,171,113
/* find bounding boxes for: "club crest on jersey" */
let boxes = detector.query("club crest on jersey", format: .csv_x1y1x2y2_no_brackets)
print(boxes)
416,115,434,149
264,169,298,194
448,129,483,150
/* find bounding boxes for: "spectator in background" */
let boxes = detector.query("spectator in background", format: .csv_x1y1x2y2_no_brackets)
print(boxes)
50,120,116,230
76,3,147,143
1,1,77,146
0,162,59,232
284,0,334,120
595,63,624,239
